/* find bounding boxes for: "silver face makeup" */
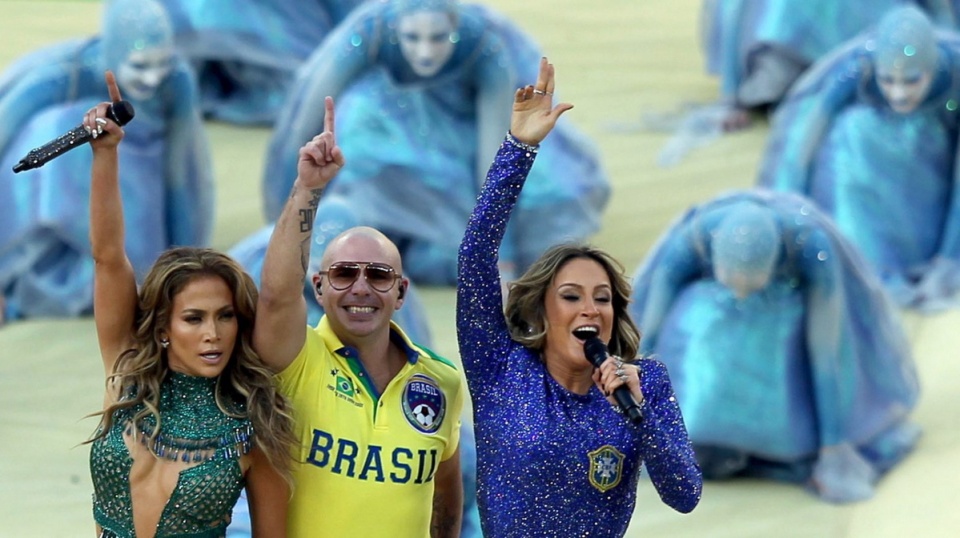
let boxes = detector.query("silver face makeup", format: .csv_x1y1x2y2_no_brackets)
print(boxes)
397,11,456,77
116,46,174,101
876,68,933,114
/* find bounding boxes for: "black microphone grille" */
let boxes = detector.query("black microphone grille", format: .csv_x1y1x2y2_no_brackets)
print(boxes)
108,100,136,126
582,336,607,367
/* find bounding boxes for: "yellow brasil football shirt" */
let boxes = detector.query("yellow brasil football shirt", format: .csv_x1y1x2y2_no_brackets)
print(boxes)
278,316,464,537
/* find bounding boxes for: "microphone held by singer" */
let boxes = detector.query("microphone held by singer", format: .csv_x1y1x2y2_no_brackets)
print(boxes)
12,100,135,173
583,336,644,423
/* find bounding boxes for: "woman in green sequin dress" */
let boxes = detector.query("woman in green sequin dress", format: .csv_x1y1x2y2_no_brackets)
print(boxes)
84,72,298,538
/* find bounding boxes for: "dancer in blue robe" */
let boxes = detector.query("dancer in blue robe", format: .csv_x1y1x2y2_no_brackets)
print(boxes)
759,6,960,311
657,0,910,166
0,0,213,323
629,189,920,503
260,0,609,285
155,0,364,125
702,0,906,112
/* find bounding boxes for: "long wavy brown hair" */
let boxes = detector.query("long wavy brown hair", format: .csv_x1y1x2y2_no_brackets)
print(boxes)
88,247,297,483
505,243,641,362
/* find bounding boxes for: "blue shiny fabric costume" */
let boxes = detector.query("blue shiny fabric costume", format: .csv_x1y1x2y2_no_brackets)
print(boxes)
262,0,609,284
758,9,960,311
0,0,212,322
630,190,920,503
155,0,363,125
458,136,701,536
702,0,907,106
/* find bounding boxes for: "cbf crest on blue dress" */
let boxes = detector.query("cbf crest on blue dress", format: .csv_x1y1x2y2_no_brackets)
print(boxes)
258,0,609,285
0,0,213,322
630,190,920,503
759,6,960,311
154,0,364,125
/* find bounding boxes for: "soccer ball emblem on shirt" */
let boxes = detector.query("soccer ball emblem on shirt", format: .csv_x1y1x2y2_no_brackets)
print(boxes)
413,403,437,428
402,374,446,433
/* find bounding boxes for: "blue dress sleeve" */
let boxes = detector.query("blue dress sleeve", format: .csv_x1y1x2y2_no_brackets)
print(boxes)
456,134,537,390
634,358,703,513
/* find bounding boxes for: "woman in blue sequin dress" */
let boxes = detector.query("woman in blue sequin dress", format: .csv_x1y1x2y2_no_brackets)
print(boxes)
257,0,609,286
0,0,213,324
629,189,920,503
457,58,702,537
759,6,960,311
85,73,297,537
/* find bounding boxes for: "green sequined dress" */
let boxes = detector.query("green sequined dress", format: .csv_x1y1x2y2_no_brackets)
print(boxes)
90,372,254,538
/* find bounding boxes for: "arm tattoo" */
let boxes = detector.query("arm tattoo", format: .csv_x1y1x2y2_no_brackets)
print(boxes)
430,493,456,538
298,187,324,233
298,236,310,277
298,207,315,233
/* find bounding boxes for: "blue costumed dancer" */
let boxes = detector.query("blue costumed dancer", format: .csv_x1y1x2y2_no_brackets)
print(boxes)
702,0,907,111
260,0,609,285
0,0,213,323
629,189,921,503
656,0,912,165
155,0,364,125
759,6,960,311
458,58,700,537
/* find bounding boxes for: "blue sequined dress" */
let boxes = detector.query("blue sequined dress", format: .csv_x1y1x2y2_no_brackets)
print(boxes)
629,190,920,502
758,27,960,310
457,136,701,537
155,0,363,125
0,2,213,322
261,0,609,284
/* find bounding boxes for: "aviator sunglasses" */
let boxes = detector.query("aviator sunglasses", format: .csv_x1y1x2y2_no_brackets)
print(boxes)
319,262,401,292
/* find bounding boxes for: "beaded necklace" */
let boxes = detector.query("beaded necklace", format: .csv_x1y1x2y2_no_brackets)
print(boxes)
122,372,253,462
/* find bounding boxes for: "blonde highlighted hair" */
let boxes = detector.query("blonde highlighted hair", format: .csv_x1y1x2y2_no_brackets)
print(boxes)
505,243,641,361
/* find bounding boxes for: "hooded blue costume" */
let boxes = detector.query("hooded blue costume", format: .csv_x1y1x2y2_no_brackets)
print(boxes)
257,0,609,285
629,190,920,503
155,0,364,125
759,6,960,311
702,0,910,108
0,0,213,322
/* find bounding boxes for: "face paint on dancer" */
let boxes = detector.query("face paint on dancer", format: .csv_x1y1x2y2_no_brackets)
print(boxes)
872,6,938,114
116,46,174,101
397,10,457,77
101,0,175,100
711,204,780,300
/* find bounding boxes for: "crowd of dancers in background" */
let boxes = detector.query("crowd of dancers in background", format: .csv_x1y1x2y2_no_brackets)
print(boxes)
0,0,956,536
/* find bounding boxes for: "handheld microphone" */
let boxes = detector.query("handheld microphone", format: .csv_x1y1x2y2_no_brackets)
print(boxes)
12,100,136,173
583,336,643,423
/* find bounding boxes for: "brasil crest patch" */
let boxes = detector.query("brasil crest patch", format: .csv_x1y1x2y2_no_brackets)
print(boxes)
588,445,625,492
401,374,446,434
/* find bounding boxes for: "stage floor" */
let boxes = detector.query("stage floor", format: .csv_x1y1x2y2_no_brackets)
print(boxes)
0,1,957,536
